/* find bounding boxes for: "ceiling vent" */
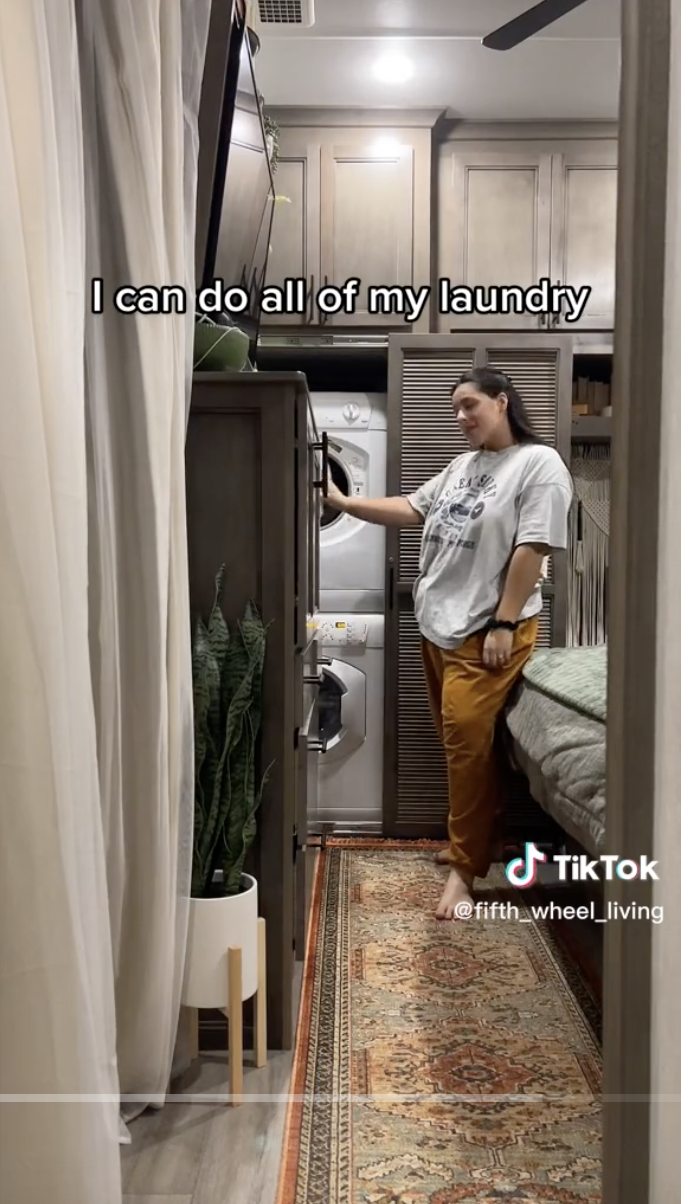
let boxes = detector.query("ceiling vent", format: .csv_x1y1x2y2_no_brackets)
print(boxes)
254,0,315,28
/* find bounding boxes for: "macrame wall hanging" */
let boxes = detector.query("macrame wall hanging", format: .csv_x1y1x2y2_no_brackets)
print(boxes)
567,443,611,647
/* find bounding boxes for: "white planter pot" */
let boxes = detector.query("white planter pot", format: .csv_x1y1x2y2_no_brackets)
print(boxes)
181,874,258,1009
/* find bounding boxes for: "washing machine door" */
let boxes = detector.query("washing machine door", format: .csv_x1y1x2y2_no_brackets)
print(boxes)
319,438,370,533
318,660,366,764
320,447,352,531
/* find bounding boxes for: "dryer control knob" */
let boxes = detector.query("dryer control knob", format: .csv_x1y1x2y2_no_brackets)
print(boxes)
342,403,360,423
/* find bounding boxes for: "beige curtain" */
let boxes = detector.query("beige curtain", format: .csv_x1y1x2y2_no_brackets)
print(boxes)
0,3,122,1200
77,0,211,1118
0,0,211,1195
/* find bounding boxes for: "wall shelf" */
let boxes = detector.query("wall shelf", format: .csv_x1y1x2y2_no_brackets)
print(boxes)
571,416,612,442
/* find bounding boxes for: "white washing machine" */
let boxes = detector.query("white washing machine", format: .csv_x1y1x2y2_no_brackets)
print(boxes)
310,613,384,832
310,393,387,614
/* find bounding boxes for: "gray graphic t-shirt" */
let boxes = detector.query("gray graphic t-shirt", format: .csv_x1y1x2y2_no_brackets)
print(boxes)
407,443,573,650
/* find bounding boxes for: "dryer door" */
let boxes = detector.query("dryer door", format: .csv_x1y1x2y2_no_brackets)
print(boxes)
318,660,366,764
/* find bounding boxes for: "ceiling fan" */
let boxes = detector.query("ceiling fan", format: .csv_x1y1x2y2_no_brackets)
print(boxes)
483,0,590,51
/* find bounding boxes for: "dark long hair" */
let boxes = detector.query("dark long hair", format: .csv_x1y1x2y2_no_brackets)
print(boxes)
453,367,543,445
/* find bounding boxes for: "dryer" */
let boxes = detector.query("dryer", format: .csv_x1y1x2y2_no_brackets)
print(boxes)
310,613,384,832
310,393,387,613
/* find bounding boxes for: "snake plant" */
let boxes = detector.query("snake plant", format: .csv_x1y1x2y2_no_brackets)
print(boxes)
191,566,270,898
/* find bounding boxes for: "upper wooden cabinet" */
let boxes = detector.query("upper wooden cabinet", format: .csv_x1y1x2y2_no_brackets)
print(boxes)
262,132,321,328
550,143,618,330
438,145,553,331
262,122,433,332
437,135,618,331
320,142,416,327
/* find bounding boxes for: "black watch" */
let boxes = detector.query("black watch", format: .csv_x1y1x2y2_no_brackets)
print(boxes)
487,618,519,632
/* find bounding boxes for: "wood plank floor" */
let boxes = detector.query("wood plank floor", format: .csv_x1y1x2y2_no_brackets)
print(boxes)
120,846,317,1204
121,961,302,1204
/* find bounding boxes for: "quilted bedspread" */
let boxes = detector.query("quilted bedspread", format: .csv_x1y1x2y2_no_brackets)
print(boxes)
521,643,607,724
505,644,608,855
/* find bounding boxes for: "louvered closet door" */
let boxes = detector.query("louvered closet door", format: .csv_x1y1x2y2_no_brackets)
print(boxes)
384,335,573,837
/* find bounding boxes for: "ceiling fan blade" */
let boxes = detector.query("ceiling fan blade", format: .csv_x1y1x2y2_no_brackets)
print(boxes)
482,0,589,51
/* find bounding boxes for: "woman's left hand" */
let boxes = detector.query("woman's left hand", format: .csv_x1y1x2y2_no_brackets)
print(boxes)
483,628,514,670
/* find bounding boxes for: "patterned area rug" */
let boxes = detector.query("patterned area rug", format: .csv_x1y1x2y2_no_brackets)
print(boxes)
277,841,602,1204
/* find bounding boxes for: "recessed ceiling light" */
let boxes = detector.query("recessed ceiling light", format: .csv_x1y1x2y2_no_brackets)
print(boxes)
373,53,413,85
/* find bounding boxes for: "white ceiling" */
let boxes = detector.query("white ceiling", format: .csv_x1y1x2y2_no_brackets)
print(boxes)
254,0,621,120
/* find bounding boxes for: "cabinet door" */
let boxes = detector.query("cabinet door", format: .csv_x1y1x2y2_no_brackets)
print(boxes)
295,691,319,961
319,142,416,327
550,143,618,330
261,133,321,326
439,147,553,330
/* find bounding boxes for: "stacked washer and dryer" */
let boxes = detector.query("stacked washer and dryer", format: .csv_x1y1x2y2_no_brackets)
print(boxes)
309,393,387,833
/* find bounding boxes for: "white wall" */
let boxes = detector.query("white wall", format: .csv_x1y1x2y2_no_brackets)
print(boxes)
650,4,681,1197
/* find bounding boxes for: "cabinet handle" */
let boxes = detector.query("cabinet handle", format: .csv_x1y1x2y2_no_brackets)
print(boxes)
553,281,562,327
308,273,315,323
312,431,329,495
388,558,395,610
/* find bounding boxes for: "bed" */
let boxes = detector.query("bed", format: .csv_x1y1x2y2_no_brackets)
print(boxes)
504,644,607,859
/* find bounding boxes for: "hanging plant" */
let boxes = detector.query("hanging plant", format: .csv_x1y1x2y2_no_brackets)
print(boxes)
263,113,280,173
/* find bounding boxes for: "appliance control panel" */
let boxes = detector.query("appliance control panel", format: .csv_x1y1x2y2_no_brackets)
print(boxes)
342,403,361,423
317,617,368,646
312,395,371,429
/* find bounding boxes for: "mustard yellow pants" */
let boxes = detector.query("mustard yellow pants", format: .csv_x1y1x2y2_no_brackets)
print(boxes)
422,618,538,882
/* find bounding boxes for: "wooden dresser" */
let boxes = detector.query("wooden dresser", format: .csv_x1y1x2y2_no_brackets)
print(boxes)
186,371,321,1049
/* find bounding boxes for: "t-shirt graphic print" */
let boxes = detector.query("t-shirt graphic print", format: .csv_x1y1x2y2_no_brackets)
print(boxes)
425,467,499,554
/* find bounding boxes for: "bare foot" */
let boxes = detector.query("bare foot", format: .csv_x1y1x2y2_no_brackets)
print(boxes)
433,847,451,865
435,869,474,921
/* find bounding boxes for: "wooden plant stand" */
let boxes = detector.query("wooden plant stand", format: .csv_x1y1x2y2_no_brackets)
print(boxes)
188,916,267,1105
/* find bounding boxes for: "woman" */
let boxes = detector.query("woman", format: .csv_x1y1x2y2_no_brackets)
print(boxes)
325,367,573,921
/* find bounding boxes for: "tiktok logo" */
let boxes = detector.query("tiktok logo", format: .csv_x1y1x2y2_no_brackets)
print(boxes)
506,842,547,888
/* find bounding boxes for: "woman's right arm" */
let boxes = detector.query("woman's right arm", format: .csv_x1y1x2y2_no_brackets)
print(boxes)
327,484,424,528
